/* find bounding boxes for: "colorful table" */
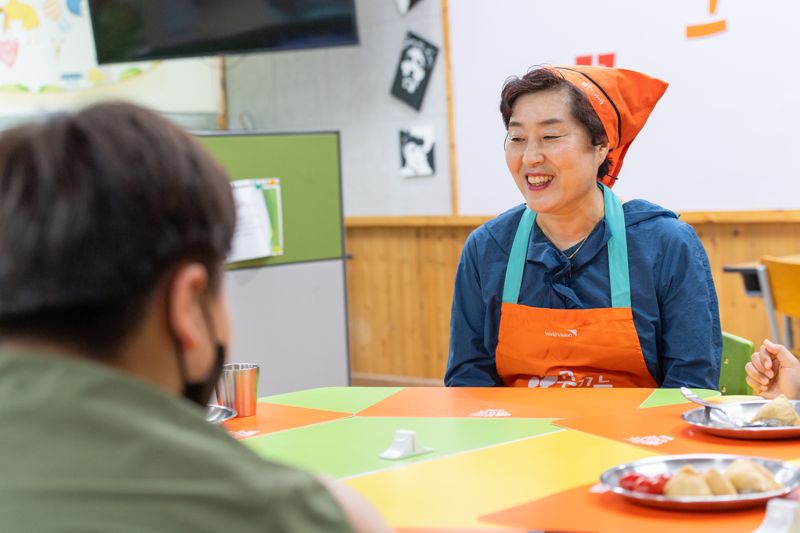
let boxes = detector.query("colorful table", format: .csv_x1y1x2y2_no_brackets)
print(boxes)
224,387,798,532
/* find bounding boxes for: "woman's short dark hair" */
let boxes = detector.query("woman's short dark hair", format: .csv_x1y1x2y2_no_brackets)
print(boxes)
0,102,236,356
500,67,611,178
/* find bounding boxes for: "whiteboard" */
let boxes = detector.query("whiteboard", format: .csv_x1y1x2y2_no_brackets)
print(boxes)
449,0,800,215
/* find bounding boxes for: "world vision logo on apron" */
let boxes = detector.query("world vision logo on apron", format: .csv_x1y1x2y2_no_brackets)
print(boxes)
494,184,658,389
544,328,578,338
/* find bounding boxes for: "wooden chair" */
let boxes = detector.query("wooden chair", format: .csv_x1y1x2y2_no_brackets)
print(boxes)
760,255,800,349
718,331,754,395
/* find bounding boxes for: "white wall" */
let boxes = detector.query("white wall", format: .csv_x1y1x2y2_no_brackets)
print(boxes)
226,260,350,395
449,0,800,215
226,0,452,216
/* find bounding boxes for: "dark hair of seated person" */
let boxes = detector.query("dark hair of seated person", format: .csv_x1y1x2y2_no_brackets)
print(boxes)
0,102,235,357
499,67,611,179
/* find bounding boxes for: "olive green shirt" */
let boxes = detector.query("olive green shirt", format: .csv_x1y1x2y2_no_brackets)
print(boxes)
0,352,353,532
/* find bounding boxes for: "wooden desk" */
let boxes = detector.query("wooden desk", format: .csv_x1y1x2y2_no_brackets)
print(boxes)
722,261,764,298
223,387,799,532
723,260,797,346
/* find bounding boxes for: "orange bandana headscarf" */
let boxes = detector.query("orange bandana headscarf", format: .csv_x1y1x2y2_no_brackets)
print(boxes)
556,65,668,188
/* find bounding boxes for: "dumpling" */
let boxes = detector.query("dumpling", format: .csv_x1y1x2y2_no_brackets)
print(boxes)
664,465,712,497
704,468,737,495
752,394,800,426
725,459,781,493
751,461,783,491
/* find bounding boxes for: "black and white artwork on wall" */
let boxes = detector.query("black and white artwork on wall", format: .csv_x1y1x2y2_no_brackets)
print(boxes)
390,32,439,111
399,126,435,178
395,0,424,15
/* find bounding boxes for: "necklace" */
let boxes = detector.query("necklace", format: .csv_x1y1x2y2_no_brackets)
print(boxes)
565,234,590,261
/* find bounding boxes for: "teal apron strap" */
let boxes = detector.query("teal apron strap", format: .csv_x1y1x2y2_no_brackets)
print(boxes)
502,208,536,304
501,186,632,308
602,184,632,308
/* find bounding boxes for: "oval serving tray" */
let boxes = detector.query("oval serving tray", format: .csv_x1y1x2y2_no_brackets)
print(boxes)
600,454,800,511
682,400,800,440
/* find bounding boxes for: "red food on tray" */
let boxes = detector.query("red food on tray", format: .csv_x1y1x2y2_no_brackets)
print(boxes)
619,473,672,494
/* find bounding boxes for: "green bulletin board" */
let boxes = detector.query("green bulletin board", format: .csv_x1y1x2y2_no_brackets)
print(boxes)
196,132,344,268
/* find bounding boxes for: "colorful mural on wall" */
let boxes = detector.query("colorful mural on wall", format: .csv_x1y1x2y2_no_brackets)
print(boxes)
0,0,153,92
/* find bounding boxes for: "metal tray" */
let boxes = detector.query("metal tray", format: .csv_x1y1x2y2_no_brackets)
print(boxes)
206,404,237,424
599,454,800,511
682,400,800,440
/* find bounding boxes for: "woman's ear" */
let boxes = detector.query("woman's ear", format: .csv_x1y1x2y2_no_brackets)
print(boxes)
595,142,610,166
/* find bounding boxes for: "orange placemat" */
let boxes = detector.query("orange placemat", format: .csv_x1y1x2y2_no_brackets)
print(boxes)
358,387,655,418
556,403,800,460
480,483,786,532
223,402,350,439
396,529,526,533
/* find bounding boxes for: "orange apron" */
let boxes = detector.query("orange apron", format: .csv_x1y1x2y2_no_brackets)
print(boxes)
495,184,658,388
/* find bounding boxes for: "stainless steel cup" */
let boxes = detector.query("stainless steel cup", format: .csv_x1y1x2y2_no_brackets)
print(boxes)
215,363,260,418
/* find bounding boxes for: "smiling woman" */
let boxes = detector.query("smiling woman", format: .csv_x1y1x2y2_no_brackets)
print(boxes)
504,89,608,243
445,65,723,390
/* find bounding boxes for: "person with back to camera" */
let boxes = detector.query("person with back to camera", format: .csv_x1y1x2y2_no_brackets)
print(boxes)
746,339,800,399
0,102,389,532
445,65,722,389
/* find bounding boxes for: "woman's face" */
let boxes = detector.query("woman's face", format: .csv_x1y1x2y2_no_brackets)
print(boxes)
505,89,608,215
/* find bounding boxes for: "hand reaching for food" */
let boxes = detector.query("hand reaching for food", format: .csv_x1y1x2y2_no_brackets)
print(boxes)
745,339,800,399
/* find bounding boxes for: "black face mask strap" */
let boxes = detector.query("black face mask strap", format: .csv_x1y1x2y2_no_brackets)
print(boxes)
182,342,225,407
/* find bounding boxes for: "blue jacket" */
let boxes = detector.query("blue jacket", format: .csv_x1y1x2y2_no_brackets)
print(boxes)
445,199,722,388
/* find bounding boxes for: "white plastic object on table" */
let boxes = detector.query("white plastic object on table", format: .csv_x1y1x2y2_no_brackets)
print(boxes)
379,429,433,460
753,498,800,533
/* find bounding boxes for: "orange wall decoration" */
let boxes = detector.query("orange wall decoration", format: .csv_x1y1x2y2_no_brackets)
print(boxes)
576,53,616,67
686,0,726,38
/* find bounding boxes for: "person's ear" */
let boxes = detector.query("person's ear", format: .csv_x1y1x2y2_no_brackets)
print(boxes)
166,263,211,374
595,142,610,166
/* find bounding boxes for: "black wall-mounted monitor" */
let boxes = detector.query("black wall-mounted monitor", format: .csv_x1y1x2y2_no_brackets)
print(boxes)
88,0,359,65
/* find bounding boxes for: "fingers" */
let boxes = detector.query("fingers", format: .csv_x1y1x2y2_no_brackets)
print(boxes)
751,348,774,378
764,339,800,369
745,361,769,392
763,338,781,353
745,372,763,395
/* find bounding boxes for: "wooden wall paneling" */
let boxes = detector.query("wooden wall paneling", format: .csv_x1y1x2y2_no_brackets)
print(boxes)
346,226,473,380
346,219,800,382
415,226,473,377
693,222,800,347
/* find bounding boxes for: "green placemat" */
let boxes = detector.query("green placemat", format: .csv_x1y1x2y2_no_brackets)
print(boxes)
244,416,560,478
639,388,720,409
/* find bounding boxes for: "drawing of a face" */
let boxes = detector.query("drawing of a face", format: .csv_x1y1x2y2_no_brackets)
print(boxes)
402,138,432,176
400,128,434,177
400,46,427,94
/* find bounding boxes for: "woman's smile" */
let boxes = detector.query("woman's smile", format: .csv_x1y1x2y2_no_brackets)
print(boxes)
525,172,554,190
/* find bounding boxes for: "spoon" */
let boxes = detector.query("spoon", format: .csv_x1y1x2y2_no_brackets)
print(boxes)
680,387,782,428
